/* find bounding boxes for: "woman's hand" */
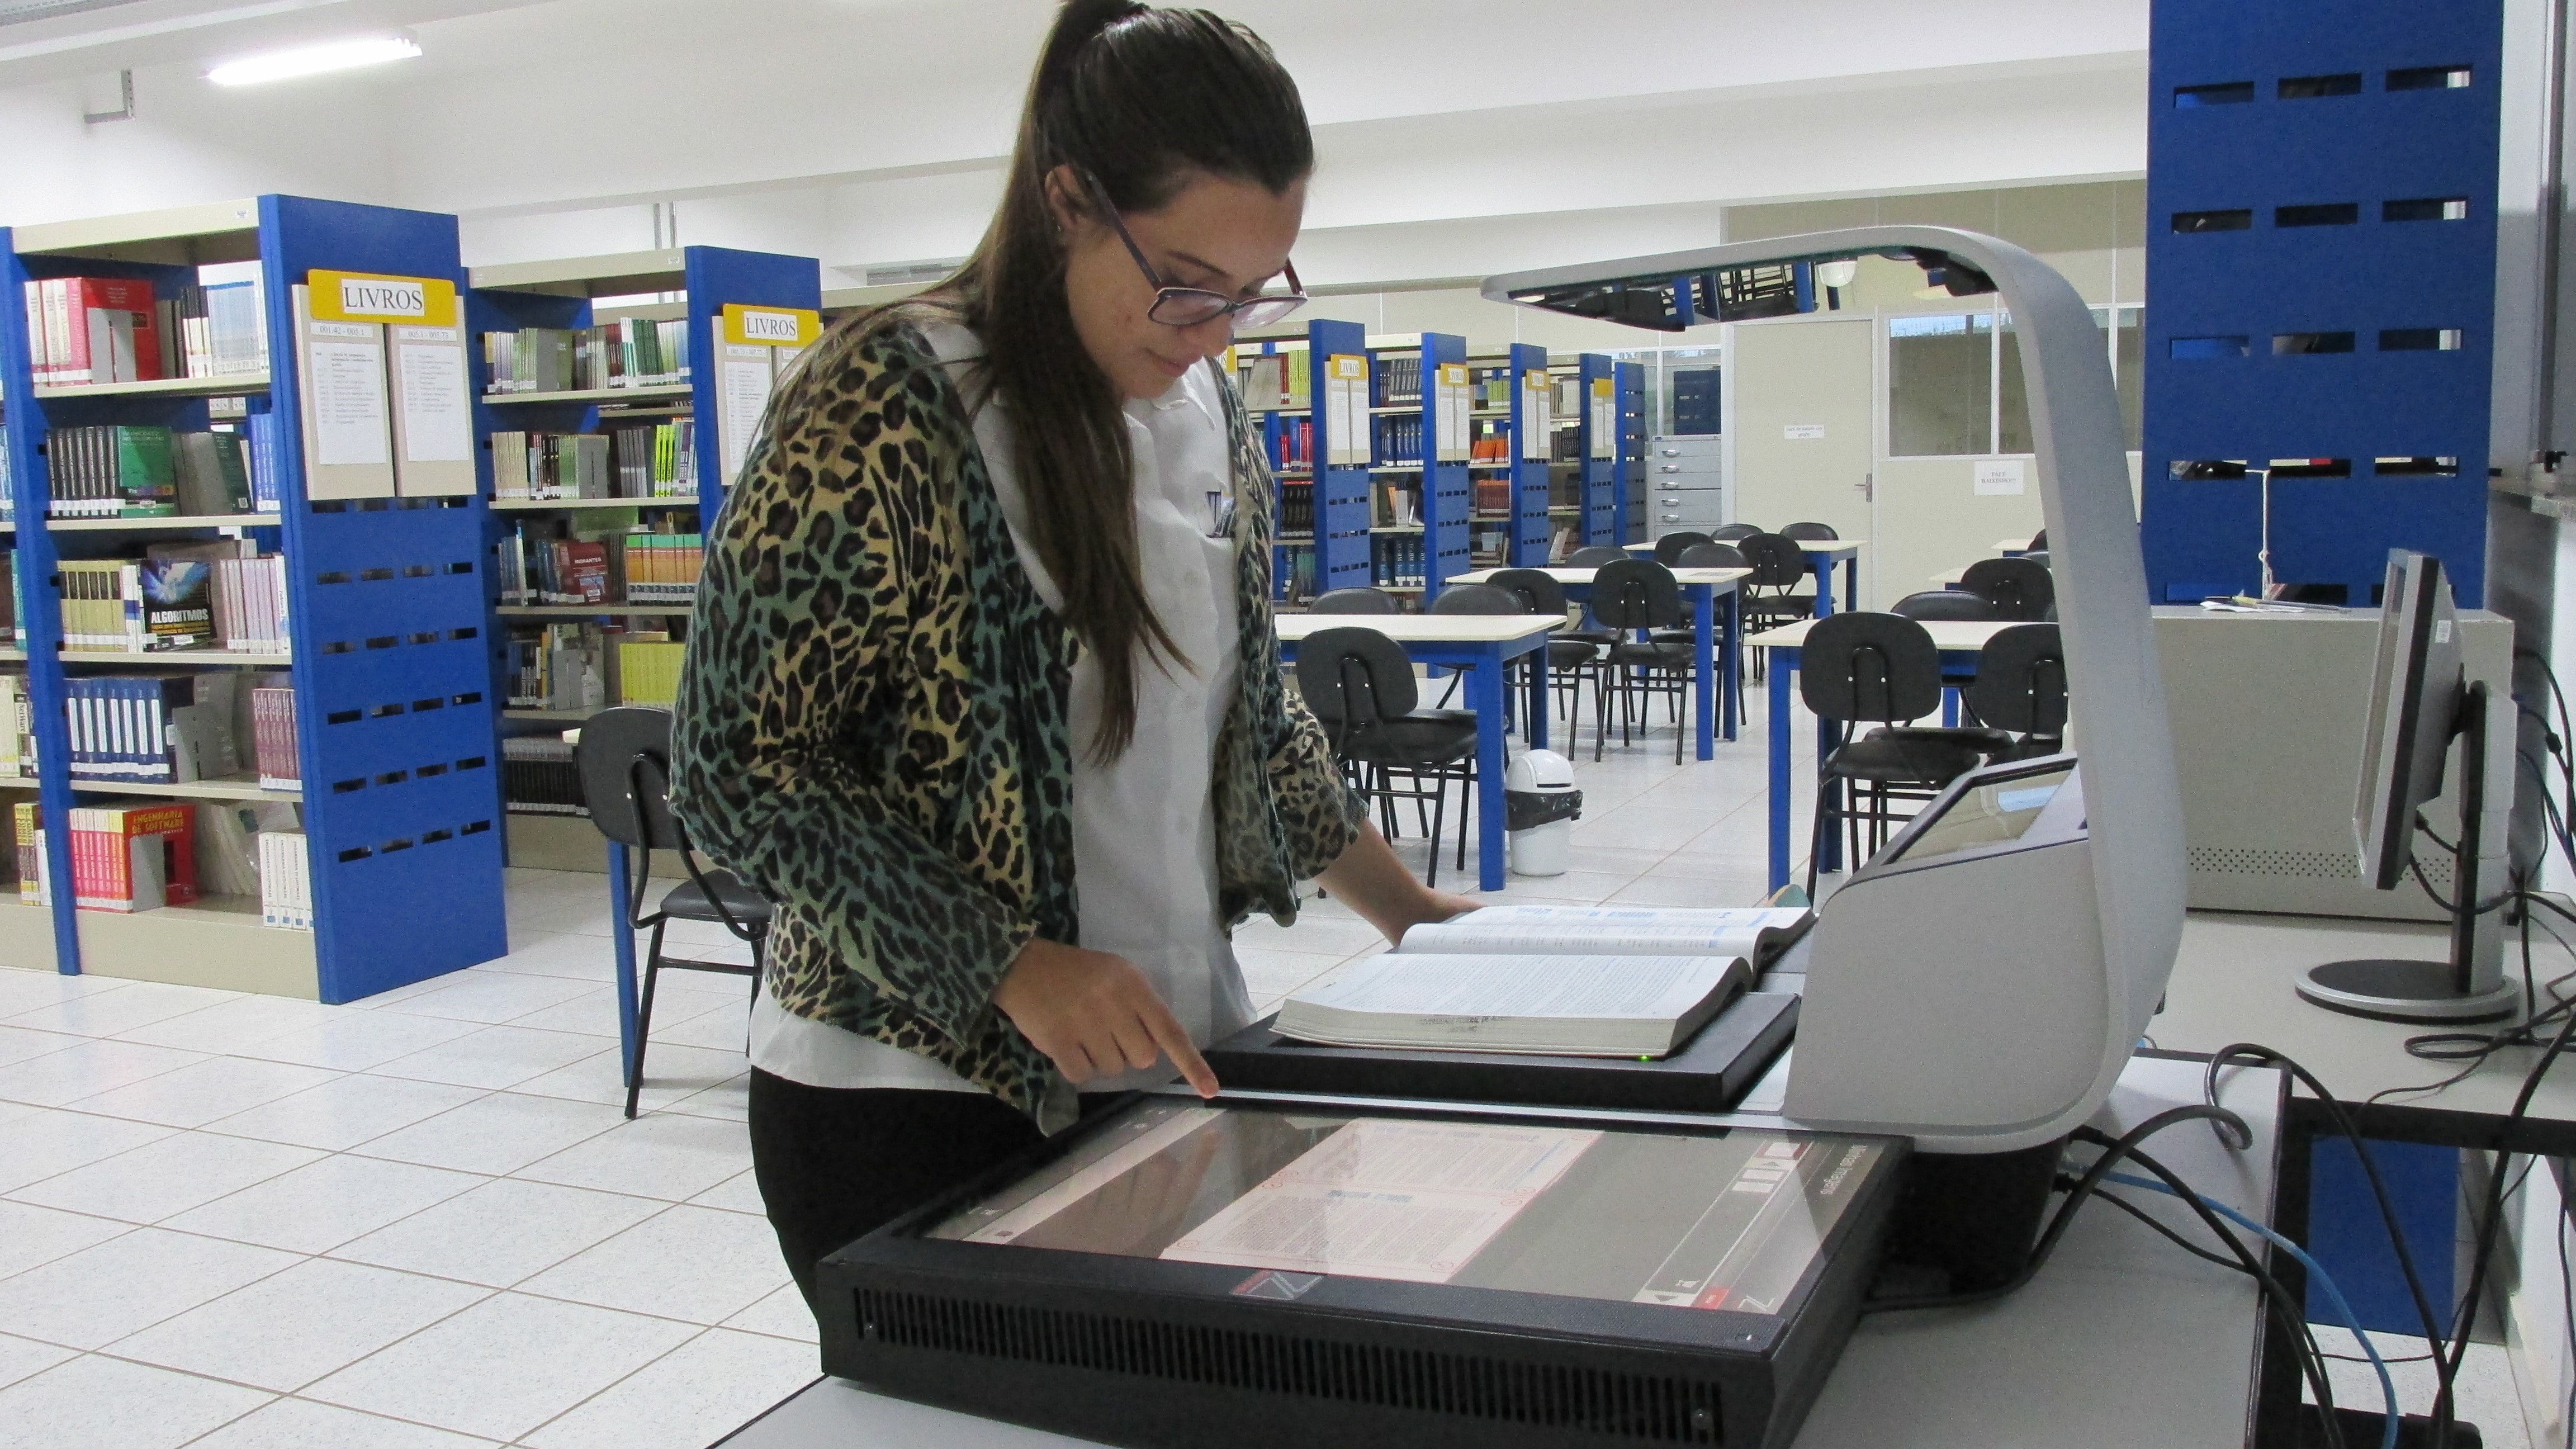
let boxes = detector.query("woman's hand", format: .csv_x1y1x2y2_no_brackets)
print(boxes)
993,939,1219,1097
1313,823,1483,948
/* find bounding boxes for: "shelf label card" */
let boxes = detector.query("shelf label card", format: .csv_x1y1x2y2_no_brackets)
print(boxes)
722,304,821,348
1782,423,1826,441
1326,354,1368,467
1974,460,2028,495
1590,377,1616,460
1437,362,1470,463
307,270,458,328
1521,369,1550,460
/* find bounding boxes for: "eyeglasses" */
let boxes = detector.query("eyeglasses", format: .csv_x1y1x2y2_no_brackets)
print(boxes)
1079,169,1308,330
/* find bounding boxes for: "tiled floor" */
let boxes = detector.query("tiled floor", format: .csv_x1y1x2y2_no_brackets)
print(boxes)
0,684,2541,1445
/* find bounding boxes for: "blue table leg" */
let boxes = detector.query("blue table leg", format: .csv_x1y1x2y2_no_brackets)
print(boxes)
1944,689,1959,727
607,841,640,1082
1768,654,1793,892
1692,585,1715,761
1472,647,1510,891
1812,556,1837,618
1722,589,1740,744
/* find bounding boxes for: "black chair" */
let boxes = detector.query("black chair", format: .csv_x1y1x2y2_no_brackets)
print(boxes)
1736,531,1815,680
1710,523,1760,542
1891,589,1996,622
2026,528,2048,552
1963,623,2068,760
1591,559,1694,764
2020,550,2052,571
575,707,770,1120
1779,521,1840,541
1960,557,2055,621
1310,586,1398,614
1566,546,1626,567
1491,567,1612,750
1295,627,1478,887
1797,614,1984,893
1670,542,1750,718
1427,581,1528,717
1652,531,1715,566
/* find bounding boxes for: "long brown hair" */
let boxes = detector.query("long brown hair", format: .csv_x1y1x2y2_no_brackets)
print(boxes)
869,1,1311,759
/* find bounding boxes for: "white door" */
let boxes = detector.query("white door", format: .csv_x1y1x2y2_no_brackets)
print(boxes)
1726,316,1878,604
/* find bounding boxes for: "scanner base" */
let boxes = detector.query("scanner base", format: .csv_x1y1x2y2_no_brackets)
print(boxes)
2296,958,2518,1024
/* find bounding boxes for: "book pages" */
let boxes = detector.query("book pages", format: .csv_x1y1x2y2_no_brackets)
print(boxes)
1398,904,1810,959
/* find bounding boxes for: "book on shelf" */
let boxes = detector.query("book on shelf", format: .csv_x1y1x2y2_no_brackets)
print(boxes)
1237,349,1310,410
1376,353,1422,405
1268,416,1314,470
481,319,692,394
172,432,255,515
1374,479,1420,528
495,514,700,607
1271,952,1741,1058
503,733,584,815
259,829,312,929
13,802,39,906
197,799,300,899
61,671,281,786
1276,482,1313,535
1374,414,1424,465
615,638,685,705
22,264,265,386
1395,905,1815,970
490,422,695,501
0,673,32,778
250,684,299,790
13,802,201,913
506,621,609,711
1371,534,1423,588
621,532,704,604
42,425,178,518
56,548,286,654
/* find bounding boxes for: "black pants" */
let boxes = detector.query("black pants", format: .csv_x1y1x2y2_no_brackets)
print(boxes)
747,1069,1054,1311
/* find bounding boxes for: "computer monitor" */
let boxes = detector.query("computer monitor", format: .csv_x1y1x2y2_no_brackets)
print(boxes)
2296,550,2515,1022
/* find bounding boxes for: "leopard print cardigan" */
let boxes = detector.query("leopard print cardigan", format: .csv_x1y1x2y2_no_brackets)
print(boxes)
669,318,1364,1135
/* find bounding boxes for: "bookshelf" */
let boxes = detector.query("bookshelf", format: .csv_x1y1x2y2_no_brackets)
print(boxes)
1504,342,1552,566
465,245,820,868
1574,353,1617,547
1361,332,1468,601
1,195,512,1001
1616,360,1647,545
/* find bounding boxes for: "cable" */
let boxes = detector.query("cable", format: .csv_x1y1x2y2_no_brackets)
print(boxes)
2101,1166,2400,1449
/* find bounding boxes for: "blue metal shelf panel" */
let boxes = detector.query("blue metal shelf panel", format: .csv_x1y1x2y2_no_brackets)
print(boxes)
1306,319,1371,591
1578,353,1616,546
2141,0,2503,604
680,247,821,522
1418,333,1469,602
1507,343,1551,565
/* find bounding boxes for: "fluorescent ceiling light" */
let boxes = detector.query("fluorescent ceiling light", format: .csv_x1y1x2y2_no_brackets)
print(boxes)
206,35,418,86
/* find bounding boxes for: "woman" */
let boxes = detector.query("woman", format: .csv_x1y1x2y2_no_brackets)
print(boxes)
670,0,1478,1308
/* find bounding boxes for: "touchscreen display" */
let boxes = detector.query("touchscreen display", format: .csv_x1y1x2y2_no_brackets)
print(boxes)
925,1099,1887,1314
1890,764,2074,863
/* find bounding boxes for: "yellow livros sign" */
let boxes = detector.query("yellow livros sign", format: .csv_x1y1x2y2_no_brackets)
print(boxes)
721,303,821,347
307,269,458,327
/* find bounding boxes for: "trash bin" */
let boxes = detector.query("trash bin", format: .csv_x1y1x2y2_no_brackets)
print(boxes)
1504,749,1582,876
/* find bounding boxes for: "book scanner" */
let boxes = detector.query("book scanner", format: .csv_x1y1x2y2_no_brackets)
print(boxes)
818,231,2184,1449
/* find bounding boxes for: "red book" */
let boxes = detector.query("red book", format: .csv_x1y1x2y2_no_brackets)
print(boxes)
60,278,164,385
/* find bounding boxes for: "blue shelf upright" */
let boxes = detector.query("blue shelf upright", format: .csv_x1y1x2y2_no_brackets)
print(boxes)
1307,318,1372,594
2141,0,2503,604
1505,343,1552,565
1616,359,1647,544
1576,353,1617,546
1420,332,1470,600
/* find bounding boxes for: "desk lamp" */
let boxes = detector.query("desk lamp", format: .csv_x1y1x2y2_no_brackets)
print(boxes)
1485,230,2185,1156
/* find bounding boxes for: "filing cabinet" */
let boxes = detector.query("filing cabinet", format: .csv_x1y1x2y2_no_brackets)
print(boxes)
1649,435,1725,538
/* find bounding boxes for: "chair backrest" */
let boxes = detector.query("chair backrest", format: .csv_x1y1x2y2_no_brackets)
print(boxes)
1588,558,1681,631
1429,581,1525,615
1565,546,1626,567
1737,531,1809,590
575,707,683,851
1966,623,2068,735
1709,523,1760,542
1960,557,2056,621
1891,589,1996,622
1485,567,1568,617
2020,550,2051,571
1778,520,1840,542
1652,531,1714,565
1294,627,1418,727
1309,586,1398,615
1675,542,1748,571
1798,613,1945,724
2026,528,2048,552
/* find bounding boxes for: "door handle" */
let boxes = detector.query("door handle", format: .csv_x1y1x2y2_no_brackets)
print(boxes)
1854,472,1875,503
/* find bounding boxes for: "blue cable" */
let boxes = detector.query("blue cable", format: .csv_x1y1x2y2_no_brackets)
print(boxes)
2100,1168,2399,1449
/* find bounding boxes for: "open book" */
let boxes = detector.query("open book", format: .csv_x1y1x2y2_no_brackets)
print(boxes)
1272,953,1741,1059
1395,905,1813,969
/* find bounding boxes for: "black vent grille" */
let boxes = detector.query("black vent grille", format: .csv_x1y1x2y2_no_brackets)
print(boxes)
859,1289,1722,1445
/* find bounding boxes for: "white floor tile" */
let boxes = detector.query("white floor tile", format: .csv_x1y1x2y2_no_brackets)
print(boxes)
230,1011,484,1073
688,1168,765,1216
164,1153,484,1254
1,979,239,1039
660,1073,750,1123
643,1000,752,1053
107,995,343,1054
512,1042,746,1114
330,1177,665,1289
0,1352,271,1449
110,1256,489,1393
303,1291,695,1442
370,1024,610,1091
0,1106,175,1194
201,1073,489,1152
0,1227,299,1348
0,1038,207,1107
519,1205,789,1325
0,1200,131,1278
721,1285,816,1345
1230,913,1389,959
476,934,617,983
498,987,621,1038
0,966,130,1017
63,1055,342,1129
521,1327,819,1449
182,1396,502,1448
0,1022,80,1069
367,971,600,1026
351,1091,627,1177
0,1330,76,1389
1608,864,1773,908
514,1108,750,1202
7,1130,323,1225
1567,803,1730,853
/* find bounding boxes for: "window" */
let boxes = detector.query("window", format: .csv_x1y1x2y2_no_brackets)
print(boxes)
1888,306,2143,456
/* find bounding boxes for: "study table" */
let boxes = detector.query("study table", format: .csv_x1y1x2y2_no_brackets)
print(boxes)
1451,564,1746,759
1996,536,2035,555
714,1045,2285,1449
1744,616,2018,891
1626,538,1867,618
1272,612,1556,892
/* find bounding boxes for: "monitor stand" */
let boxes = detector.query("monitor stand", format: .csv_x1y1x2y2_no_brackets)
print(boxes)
2298,681,2519,1024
